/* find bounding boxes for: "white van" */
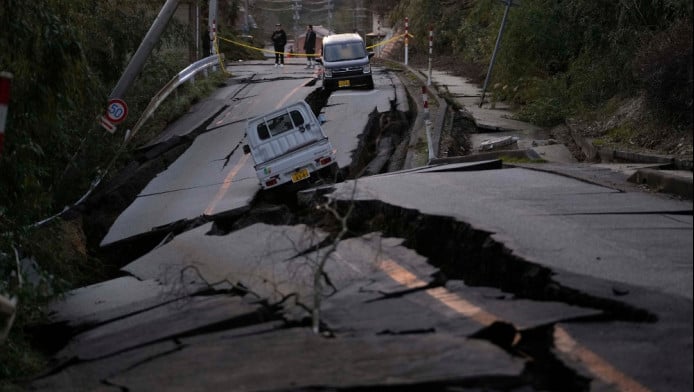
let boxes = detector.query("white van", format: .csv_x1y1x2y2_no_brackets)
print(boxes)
243,101,338,190
316,33,375,91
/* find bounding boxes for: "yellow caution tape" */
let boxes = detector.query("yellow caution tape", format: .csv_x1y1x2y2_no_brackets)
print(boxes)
216,32,417,57
366,32,414,50
213,37,231,75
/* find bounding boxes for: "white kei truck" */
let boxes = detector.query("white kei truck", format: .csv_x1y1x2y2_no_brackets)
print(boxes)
243,101,338,190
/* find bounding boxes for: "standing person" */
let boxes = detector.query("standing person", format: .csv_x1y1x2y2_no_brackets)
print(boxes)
303,24,317,69
271,23,287,67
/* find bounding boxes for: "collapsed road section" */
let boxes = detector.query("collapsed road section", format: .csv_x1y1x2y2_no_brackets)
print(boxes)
27,64,691,391
34,158,692,391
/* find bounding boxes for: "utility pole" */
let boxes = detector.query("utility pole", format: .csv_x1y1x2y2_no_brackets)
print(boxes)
209,0,217,55
293,0,302,43
244,0,250,34
109,0,180,100
479,0,517,107
327,0,333,33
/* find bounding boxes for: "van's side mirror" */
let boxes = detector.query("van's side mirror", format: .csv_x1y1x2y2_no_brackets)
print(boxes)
318,114,326,124
315,58,323,65
243,145,250,154
368,52,375,59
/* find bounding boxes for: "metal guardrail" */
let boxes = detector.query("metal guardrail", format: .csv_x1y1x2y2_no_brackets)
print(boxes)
29,53,226,230
126,53,225,142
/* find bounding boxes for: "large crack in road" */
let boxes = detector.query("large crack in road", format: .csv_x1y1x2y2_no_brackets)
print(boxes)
200,194,659,391
45,74,676,392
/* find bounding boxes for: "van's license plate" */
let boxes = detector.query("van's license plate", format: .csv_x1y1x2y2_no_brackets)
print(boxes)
338,80,350,88
291,168,310,183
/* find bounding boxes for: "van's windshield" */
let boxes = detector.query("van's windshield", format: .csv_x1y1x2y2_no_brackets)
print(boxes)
324,42,367,62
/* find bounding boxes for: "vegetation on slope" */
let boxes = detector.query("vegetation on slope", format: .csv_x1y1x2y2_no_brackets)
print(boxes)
390,0,692,131
0,0,248,384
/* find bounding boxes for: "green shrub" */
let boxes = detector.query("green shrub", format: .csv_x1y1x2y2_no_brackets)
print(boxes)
633,17,693,127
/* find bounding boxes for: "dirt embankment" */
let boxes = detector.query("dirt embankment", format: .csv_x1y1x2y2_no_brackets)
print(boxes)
406,54,692,165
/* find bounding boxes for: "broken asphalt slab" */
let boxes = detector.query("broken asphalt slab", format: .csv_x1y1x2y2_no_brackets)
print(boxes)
327,165,692,301
123,223,329,306
104,328,524,391
47,276,205,330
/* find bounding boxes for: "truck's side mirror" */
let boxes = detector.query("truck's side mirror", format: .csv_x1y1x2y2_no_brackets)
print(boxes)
243,145,250,154
315,58,323,65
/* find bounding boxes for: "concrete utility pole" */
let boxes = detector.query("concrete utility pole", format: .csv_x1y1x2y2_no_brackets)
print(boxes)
327,0,333,32
190,1,200,61
293,0,302,43
209,0,218,55
479,0,516,107
109,0,180,100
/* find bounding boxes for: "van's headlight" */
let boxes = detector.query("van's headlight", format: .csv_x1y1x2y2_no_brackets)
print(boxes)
362,64,371,74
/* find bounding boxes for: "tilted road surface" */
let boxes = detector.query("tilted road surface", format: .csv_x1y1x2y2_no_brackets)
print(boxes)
30,59,692,392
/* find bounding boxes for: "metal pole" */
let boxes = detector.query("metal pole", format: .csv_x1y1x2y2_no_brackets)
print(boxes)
427,26,433,86
479,0,512,107
377,19,381,57
195,1,200,59
422,85,429,120
109,0,180,100
404,17,409,66
244,0,249,34
209,0,217,55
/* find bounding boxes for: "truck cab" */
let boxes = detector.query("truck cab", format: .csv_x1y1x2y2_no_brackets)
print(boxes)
243,101,338,190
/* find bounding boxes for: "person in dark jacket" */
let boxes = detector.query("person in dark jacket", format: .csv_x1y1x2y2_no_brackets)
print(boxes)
303,24,317,68
271,23,287,67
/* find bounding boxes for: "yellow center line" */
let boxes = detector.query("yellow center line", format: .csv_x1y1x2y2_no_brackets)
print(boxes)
277,85,306,109
376,258,651,392
204,154,250,216
378,259,499,325
554,327,651,392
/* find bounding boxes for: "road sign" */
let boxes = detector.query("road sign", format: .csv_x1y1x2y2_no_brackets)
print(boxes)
99,115,117,133
106,98,128,124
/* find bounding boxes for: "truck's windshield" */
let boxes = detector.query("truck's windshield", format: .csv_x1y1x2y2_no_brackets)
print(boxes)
257,109,305,140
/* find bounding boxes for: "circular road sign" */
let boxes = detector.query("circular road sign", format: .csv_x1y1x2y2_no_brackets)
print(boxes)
106,98,128,124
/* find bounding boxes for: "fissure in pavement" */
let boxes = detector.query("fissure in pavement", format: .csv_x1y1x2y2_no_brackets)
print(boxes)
204,195,658,391
70,83,657,391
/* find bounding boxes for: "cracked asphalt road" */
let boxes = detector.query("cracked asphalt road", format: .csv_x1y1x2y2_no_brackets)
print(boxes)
28,59,693,392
